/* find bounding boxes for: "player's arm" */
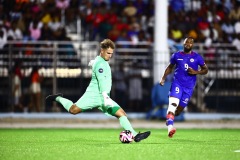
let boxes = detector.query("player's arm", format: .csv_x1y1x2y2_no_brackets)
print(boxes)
160,63,175,86
95,63,109,92
188,63,208,75
95,62,113,106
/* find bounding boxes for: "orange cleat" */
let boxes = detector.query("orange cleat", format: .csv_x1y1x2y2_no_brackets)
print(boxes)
168,128,176,138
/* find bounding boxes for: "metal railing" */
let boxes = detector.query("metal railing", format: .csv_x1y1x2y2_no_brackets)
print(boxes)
0,41,239,113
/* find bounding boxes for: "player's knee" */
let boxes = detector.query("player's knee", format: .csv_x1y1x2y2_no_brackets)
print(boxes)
174,111,180,116
69,105,81,115
167,97,180,115
175,106,184,116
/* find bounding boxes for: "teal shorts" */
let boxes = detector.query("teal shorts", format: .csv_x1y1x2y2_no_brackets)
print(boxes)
75,91,120,116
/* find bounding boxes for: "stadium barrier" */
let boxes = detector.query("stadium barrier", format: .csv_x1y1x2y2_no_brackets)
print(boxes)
0,41,239,113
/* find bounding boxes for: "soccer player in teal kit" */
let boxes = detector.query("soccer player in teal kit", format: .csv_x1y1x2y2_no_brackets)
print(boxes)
160,37,208,138
46,39,150,142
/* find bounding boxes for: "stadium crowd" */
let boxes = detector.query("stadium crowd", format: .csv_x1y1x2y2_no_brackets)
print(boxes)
0,0,239,48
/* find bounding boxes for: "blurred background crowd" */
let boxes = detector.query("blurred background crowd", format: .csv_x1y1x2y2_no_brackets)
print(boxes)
0,0,240,47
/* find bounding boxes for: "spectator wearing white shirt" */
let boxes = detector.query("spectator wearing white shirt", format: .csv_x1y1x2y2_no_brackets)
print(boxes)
232,33,240,51
7,22,23,40
0,27,7,49
234,20,240,34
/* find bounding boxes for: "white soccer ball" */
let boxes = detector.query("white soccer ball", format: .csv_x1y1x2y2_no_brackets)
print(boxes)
119,130,134,143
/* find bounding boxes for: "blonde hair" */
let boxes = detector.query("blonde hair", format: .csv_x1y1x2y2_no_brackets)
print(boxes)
100,39,115,49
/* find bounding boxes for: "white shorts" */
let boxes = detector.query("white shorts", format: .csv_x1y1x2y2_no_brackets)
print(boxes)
14,97,20,105
30,83,41,93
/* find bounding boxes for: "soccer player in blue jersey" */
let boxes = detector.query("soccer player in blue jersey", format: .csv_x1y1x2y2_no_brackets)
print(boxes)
159,37,208,138
46,39,150,142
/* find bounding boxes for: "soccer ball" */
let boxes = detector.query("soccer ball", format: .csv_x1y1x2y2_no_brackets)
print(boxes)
119,130,134,143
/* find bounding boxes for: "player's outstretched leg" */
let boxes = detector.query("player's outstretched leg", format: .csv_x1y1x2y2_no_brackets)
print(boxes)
46,93,63,102
46,93,73,112
134,131,151,142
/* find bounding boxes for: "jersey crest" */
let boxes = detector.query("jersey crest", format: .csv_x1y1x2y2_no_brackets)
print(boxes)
99,68,103,73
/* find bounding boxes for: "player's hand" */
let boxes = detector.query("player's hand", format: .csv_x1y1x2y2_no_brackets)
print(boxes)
187,67,197,75
88,60,95,67
159,79,165,86
102,92,113,107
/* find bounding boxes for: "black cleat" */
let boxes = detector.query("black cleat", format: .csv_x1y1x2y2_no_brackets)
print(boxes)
134,131,151,142
45,93,63,102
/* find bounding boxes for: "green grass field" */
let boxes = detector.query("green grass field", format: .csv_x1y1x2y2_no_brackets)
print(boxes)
0,128,239,160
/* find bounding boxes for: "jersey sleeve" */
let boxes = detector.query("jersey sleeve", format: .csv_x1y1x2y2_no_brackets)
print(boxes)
198,54,205,66
170,53,176,65
94,61,109,93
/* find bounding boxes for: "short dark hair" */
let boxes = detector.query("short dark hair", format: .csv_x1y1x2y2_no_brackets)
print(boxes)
186,36,194,42
100,39,115,49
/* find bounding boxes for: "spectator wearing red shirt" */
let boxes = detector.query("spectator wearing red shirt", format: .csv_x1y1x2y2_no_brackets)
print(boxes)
29,66,43,112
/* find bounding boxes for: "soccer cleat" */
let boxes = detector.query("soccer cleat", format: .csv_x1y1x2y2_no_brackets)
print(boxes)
168,128,176,138
45,93,63,102
134,131,151,142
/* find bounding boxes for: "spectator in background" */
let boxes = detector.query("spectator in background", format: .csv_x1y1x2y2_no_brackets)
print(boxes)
232,33,240,51
56,0,70,26
133,0,147,16
39,23,54,41
123,0,137,18
78,1,93,41
147,78,171,120
169,0,184,13
170,24,183,42
234,20,240,34
7,22,23,40
48,11,62,32
56,0,70,10
204,29,217,69
0,5,4,20
228,4,240,21
0,28,7,50
115,29,131,56
85,6,105,41
197,13,210,40
108,16,129,42
29,19,43,41
221,17,235,42
127,17,140,44
212,20,223,42
116,29,131,45
41,9,56,25
30,0,41,16
108,24,121,42
29,66,43,112
12,60,23,112
99,8,117,40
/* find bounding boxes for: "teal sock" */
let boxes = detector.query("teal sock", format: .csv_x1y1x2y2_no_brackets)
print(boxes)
56,96,73,112
119,116,138,136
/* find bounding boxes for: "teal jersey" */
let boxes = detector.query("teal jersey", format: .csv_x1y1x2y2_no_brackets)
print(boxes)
86,56,112,94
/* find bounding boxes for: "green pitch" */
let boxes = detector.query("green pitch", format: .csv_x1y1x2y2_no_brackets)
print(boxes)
0,128,239,160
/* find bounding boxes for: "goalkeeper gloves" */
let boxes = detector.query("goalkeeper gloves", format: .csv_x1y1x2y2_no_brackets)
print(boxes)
102,91,113,107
